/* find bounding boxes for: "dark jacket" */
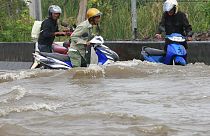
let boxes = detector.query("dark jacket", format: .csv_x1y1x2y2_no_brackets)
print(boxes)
38,17,59,46
157,11,193,37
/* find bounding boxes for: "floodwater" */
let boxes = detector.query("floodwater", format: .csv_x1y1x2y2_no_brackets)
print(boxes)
0,60,210,136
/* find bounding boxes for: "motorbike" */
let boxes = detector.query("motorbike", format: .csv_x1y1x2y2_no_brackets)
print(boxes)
141,33,187,66
31,36,119,69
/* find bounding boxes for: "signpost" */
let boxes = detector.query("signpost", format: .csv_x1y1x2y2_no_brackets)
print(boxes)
131,0,137,40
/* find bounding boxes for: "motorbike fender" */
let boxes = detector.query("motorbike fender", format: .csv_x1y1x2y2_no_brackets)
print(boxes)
174,56,187,66
164,44,187,65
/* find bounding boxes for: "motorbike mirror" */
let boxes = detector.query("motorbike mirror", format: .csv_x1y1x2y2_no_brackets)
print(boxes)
72,24,77,28
89,36,104,44
82,33,88,37
61,22,68,27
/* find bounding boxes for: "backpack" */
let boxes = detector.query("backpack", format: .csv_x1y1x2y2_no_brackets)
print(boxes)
31,21,42,41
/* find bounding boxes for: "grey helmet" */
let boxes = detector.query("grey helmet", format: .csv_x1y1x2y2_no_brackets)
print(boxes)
48,5,62,16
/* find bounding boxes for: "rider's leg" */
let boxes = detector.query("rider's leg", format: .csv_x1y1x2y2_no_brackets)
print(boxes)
38,44,52,53
68,44,87,67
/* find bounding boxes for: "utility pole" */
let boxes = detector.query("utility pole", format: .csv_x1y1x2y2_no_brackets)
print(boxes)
131,0,137,40
29,0,42,21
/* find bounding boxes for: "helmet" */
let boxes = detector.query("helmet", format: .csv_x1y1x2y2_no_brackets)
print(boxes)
163,0,178,14
48,5,62,16
86,8,102,19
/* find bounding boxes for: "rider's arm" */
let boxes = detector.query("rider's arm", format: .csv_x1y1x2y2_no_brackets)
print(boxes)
41,20,67,37
71,25,92,45
53,31,67,36
40,20,56,38
157,13,166,34
183,13,193,38
71,26,87,45
155,13,165,39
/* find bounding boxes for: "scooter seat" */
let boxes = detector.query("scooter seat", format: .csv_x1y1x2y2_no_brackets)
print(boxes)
144,47,165,56
39,52,70,62
52,44,68,54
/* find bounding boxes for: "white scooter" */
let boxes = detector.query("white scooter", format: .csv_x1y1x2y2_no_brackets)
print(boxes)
31,36,119,69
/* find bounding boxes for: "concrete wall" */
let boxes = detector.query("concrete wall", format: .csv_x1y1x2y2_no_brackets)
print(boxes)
105,41,210,65
0,42,35,62
0,42,35,70
0,41,210,69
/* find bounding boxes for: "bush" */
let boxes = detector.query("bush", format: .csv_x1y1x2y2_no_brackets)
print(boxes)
0,1,34,42
1,0,209,41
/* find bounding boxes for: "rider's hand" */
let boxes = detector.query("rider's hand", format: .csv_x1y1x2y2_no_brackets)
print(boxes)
66,32,72,36
63,28,70,32
187,36,192,41
155,34,162,40
86,41,91,46
54,32,67,36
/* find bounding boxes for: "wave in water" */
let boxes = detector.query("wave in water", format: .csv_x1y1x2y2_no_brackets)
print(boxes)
64,60,210,79
26,112,171,136
0,69,57,83
64,60,157,79
0,123,40,136
0,102,62,117
0,60,210,81
0,86,27,103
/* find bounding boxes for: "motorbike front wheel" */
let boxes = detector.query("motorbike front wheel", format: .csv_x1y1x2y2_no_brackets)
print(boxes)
173,56,187,66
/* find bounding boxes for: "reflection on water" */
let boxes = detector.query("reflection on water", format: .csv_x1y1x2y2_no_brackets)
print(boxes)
0,60,210,136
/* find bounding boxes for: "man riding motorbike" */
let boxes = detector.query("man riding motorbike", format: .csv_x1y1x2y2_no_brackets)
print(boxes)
155,0,193,51
38,5,68,53
67,8,102,67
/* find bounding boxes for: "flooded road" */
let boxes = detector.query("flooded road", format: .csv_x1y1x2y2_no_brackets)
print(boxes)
0,60,210,136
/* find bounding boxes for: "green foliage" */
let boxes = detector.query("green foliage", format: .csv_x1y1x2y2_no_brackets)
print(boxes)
137,2,162,39
87,0,131,40
1,0,210,42
87,0,208,40
88,0,112,17
178,1,210,33
0,0,34,42
201,1,210,30
41,0,79,25
101,1,132,40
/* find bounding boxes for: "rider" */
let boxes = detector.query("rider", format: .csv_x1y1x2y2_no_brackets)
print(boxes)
68,8,102,67
155,0,193,51
38,5,68,53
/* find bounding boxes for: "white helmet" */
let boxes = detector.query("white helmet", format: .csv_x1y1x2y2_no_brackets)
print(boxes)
163,0,178,13
48,5,62,16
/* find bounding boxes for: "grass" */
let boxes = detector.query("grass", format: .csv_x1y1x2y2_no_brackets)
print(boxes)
42,0,210,41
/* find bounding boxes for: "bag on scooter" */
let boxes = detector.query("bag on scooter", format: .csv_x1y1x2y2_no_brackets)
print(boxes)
31,21,42,41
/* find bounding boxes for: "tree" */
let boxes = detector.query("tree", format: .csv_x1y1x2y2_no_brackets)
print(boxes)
77,0,88,24
0,0,34,42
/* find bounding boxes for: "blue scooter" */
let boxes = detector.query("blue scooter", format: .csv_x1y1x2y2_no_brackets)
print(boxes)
141,33,187,66
31,36,119,69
